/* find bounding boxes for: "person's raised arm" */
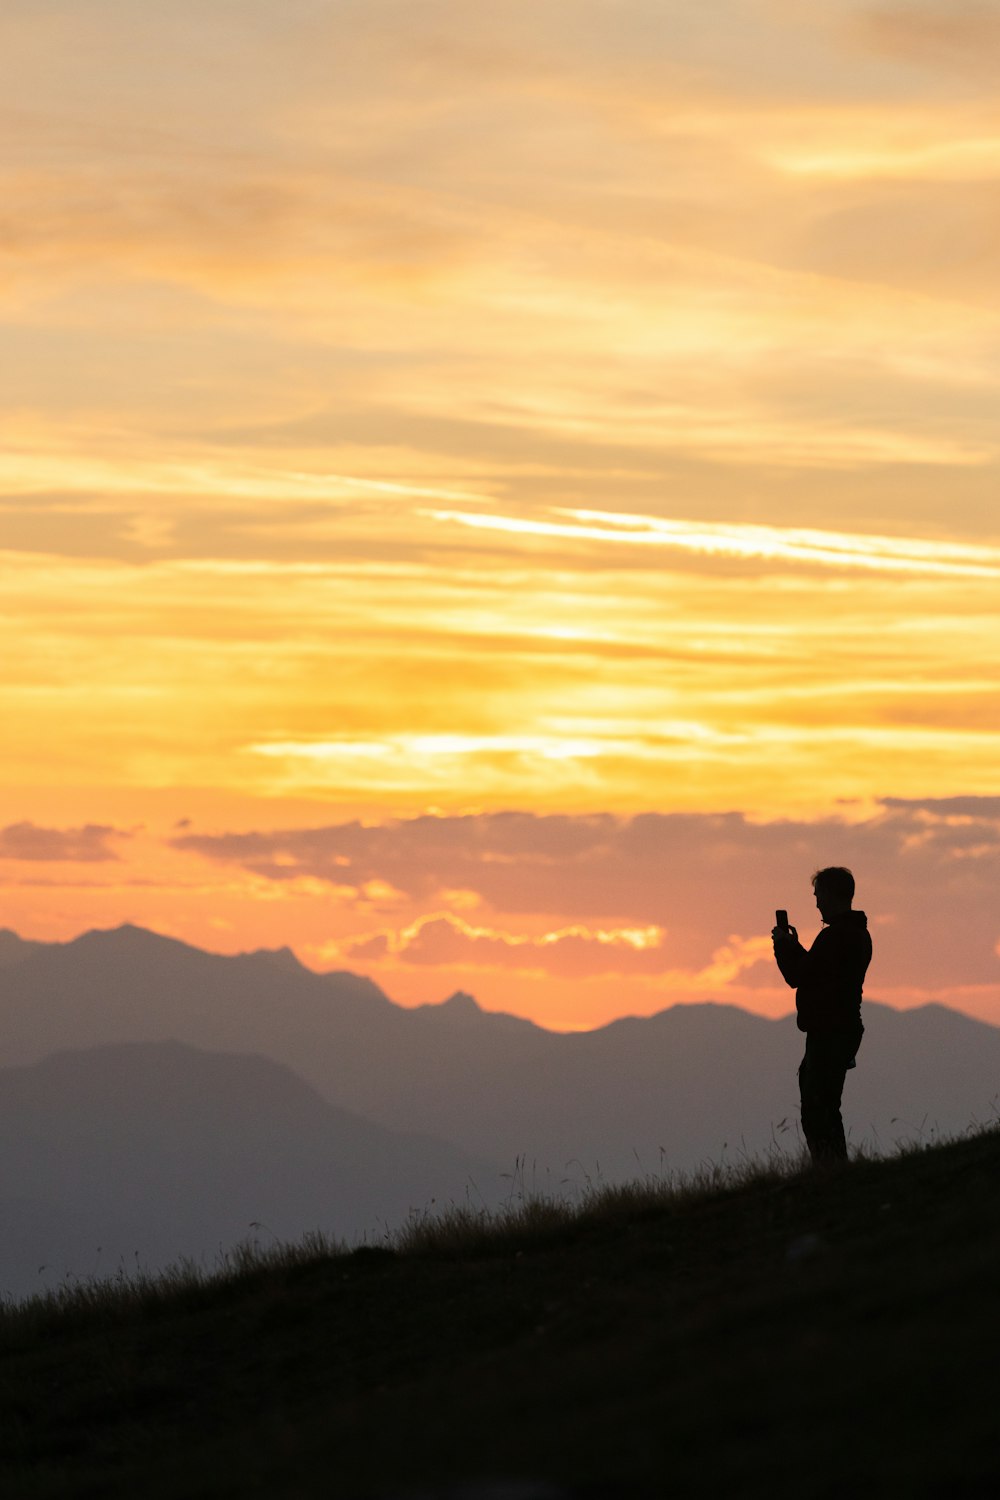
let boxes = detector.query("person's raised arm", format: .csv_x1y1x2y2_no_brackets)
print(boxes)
772,921,807,988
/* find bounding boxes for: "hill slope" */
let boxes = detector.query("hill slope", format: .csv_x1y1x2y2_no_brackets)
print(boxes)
2,1128,999,1498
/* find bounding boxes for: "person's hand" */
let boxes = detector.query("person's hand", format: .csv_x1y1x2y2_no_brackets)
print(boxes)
772,924,798,944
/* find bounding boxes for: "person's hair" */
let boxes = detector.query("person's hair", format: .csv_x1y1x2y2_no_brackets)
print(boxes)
812,866,855,903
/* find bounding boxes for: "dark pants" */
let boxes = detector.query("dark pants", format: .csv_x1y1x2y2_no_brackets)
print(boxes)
798,1024,864,1163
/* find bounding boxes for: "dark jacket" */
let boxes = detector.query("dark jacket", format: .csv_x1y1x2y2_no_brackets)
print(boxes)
775,910,872,1034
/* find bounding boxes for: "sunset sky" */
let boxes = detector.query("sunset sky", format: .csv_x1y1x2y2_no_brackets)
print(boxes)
3,0,1000,1028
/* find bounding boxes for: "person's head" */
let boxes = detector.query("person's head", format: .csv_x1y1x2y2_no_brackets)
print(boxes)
812,866,854,923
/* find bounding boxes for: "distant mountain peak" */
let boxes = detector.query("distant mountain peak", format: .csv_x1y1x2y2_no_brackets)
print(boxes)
66,926,308,974
70,923,197,954
245,945,306,971
441,991,481,1015
0,930,44,969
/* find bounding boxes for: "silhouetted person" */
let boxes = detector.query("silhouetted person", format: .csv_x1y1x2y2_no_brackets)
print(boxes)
772,867,872,1164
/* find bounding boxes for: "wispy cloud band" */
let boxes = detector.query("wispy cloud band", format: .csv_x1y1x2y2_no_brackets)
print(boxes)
428,507,1000,579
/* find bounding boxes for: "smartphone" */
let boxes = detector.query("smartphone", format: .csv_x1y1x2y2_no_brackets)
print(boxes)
775,909,789,931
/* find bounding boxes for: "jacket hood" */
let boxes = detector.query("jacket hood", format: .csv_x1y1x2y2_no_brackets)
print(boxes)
829,909,868,928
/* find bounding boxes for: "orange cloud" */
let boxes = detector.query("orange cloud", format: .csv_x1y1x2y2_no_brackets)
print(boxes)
855,3,1000,76
0,822,129,862
174,800,1000,993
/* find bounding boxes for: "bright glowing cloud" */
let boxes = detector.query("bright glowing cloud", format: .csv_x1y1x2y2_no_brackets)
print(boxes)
428,509,1000,579
332,912,671,977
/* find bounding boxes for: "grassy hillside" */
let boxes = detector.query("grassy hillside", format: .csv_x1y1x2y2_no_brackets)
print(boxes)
2,1130,999,1498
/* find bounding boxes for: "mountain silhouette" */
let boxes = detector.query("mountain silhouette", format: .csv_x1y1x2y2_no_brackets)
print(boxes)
1,924,998,1183
0,1039,499,1298
0,929,45,968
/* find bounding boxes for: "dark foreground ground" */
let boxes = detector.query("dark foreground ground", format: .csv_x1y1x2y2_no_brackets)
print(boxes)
2,1129,999,1499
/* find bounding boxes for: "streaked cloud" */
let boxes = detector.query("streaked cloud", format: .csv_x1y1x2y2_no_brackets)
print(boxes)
0,823,129,863
428,508,1000,578
3,530,998,814
854,3,1000,77
769,134,1000,181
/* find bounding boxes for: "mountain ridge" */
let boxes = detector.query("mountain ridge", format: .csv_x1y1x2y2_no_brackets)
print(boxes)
2,923,998,1180
12,919,996,1035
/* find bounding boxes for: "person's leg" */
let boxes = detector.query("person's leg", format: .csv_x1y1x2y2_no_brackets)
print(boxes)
799,1032,851,1163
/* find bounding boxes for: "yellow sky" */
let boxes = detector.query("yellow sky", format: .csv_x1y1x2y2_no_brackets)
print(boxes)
2,1,999,1026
